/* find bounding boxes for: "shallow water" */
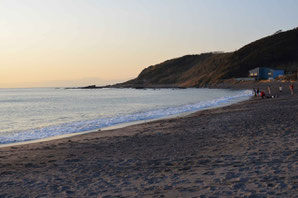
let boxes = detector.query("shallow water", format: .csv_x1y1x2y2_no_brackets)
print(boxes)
0,88,251,144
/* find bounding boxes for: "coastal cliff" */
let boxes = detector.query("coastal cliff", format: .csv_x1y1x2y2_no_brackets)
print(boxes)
116,28,298,88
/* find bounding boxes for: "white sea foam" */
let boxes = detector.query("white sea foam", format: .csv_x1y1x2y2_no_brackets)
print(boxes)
0,90,252,144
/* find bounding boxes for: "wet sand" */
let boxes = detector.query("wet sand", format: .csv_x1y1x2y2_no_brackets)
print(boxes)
0,83,297,197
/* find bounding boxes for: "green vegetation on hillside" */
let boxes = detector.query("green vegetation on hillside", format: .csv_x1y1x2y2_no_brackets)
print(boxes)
120,28,298,87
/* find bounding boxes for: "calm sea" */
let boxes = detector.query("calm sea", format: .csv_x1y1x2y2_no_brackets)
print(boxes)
0,88,251,144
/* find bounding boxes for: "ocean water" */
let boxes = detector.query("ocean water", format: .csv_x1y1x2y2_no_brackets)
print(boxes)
0,88,252,144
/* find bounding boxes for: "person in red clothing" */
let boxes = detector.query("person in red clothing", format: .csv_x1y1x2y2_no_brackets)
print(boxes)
289,83,294,95
260,91,266,99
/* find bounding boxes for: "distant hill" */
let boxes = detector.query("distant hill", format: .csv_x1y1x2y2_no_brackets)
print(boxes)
118,28,298,87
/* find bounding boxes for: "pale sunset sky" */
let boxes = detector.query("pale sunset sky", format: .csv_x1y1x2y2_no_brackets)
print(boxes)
1,0,297,88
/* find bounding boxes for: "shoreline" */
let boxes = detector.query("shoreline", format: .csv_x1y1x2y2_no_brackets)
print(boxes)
0,95,250,148
65,79,297,90
0,88,251,147
0,82,297,197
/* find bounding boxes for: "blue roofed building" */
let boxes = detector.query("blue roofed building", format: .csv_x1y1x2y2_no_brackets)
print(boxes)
249,67,284,80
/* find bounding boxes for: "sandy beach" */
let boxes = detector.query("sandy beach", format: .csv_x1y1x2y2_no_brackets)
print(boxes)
0,82,297,197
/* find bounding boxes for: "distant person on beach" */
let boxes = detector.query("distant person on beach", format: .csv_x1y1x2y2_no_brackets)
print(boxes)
268,86,271,95
279,85,282,93
260,91,274,99
289,83,294,95
260,91,266,99
253,88,257,97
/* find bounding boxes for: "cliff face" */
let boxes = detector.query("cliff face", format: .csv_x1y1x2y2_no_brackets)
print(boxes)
120,28,298,87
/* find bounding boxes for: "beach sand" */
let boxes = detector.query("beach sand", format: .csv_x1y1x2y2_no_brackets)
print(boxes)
0,83,297,197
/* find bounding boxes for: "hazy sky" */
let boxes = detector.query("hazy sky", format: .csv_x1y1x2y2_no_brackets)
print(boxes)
1,0,297,88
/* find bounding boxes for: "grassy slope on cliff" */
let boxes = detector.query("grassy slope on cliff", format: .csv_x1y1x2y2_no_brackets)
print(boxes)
120,28,298,87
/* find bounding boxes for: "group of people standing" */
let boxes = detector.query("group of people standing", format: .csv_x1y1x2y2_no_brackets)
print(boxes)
253,83,294,98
